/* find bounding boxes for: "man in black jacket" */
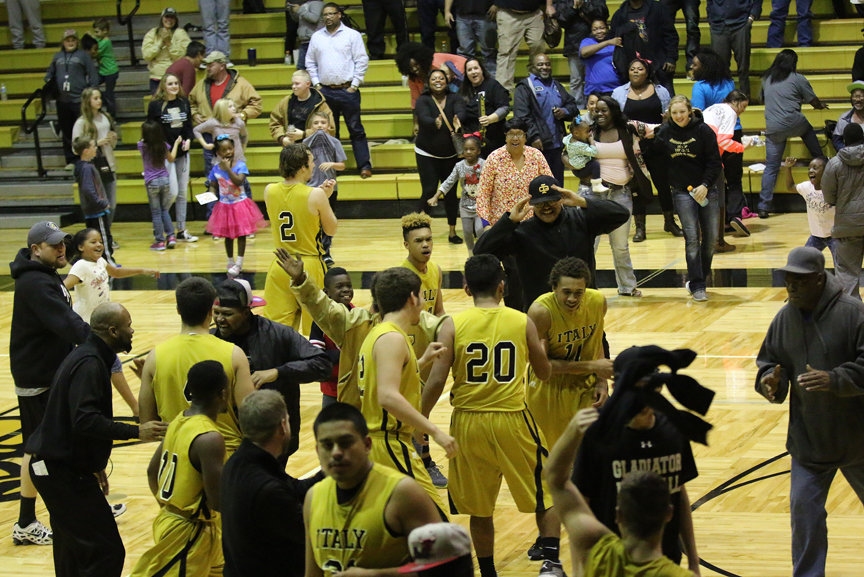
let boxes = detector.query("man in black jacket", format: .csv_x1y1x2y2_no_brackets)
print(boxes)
706,0,760,97
212,279,331,458
474,175,630,308
514,53,580,185
222,389,325,577
610,0,678,95
10,221,90,546
26,303,167,576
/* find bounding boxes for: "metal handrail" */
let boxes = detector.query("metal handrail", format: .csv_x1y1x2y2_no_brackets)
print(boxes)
117,0,141,66
20,84,48,178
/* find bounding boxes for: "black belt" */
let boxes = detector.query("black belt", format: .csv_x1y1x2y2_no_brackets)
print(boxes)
323,82,351,89
602,181,628,191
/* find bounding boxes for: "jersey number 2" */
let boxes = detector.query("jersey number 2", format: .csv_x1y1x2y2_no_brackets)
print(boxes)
279,210,296,242
465,342,516,383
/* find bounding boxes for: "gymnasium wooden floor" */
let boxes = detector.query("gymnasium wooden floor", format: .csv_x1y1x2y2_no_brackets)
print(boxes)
0,214,861,577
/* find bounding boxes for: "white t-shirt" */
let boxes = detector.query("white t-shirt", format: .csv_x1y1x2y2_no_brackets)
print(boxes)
796,181,835,239
69,258,111,323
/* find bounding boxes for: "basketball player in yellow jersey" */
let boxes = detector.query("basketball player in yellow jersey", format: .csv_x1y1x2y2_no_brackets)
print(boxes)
305,403,442,576
527,257,613,449
275,251,453,414
264,143,337,334
138,277,254,454
132,361,229,577
546,415,694,577
433,254,562,577
401,212,444,316
357,267,456,513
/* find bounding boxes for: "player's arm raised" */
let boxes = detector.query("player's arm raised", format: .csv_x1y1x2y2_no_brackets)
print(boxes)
526,315,552,382
310,183,338,237
545,414,611,567
374,333,458,458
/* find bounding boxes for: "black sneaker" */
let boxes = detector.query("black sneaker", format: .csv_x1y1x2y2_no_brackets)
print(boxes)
729,216,751,237
539,560,566,577
448,234,463,245
527,536,544,560
426,462,448,488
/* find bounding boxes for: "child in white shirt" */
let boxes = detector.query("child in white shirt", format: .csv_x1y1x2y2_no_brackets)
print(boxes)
782,156,836,262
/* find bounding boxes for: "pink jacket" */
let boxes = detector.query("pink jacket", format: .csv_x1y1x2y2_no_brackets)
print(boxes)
702,103,745,154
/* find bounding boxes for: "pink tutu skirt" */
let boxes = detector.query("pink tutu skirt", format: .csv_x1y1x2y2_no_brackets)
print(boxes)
207,198,266,238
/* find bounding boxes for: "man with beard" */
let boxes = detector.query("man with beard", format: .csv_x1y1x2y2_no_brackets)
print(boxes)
222,390,326,577
212,279,331,458
26,303,166,576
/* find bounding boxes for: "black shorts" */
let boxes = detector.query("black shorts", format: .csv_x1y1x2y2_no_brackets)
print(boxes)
18,392,50,444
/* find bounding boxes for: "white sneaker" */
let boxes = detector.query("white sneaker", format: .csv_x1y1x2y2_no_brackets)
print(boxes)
228,263,242,277
692,288,708,302
177,230,198,242
12,521,53,546
590,178,609,193
111,503,127,518
284,53,293,65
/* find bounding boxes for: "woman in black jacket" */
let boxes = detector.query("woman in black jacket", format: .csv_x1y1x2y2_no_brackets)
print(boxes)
147,73,197,242
655,95,722,303
416,69,466,243
459,58,510,157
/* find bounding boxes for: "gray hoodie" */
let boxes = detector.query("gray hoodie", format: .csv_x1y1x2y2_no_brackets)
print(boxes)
822,143,864,238
755,272,864,466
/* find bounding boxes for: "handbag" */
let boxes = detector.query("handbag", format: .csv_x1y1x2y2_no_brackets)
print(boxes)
543,15,562,50
93,150,115,184
433,96,464,156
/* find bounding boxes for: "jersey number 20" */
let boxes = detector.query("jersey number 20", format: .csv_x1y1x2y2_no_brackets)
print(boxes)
279,210,296,242
465,342,516,383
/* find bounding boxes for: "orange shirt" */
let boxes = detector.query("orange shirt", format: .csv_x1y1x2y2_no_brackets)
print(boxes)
409,53,467,108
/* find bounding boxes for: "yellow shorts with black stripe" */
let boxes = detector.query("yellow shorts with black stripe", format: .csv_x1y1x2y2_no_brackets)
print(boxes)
447,409,552,517
263,255,327,335
526,379,596,449
130,509,223,577
369,431,448,517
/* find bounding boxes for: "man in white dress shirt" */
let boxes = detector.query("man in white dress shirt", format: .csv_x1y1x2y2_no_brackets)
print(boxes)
306,2,373,178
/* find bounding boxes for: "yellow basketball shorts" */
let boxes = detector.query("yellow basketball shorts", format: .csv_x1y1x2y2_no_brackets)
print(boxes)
263,256,326,335
526,377,596,449
130,509,223,577
447,409,552,517
369,430,448,517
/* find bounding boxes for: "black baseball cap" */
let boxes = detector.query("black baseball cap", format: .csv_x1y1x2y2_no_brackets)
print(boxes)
777,246,825,275
528,175,561,205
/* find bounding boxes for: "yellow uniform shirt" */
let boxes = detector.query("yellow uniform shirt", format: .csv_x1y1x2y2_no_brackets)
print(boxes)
405,312,449,384
153,333,241,452
358,321,421,434
401,259,440,314
309,464,409,574
156,414,220,519
528,289,605,390
585,533,694,576
265,181,324,258
451,306,528,412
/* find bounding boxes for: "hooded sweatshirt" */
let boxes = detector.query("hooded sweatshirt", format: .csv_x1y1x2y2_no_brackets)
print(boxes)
756,273,864,466
655,114,722,191
821,143,864,238
9,248,90,391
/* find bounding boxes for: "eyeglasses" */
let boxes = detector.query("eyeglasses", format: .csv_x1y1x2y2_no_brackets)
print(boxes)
215,134,232,142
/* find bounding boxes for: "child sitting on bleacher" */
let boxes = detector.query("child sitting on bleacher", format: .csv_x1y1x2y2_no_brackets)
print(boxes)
304,111,346,266
782,155,836,263
73,135,114,264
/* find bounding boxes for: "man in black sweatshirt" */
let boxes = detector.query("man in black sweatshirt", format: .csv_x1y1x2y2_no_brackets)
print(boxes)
9,221,90,546
26,303,167,576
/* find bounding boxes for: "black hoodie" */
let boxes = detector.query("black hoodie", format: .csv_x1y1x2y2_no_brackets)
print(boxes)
9,248,90,390
655,114,722,191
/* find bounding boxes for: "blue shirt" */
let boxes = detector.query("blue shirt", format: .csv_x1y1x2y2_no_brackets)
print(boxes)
209,161,250,204
580,38,620,95
691,79,740,130
529,73,564,148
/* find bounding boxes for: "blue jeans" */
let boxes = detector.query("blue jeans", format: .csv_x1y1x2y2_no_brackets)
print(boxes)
790,457,864,576
806,235,838,264
147,177,175,242
168,154,190,232
296,41,309,70
455,15,497,77
759,125,822,211
673,188,719,292
767,0,813,47
321,86,371,172
199,0,231,56
585,187,638,295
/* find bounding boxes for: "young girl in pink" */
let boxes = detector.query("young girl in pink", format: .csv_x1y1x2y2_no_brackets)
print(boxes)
207,135,265,276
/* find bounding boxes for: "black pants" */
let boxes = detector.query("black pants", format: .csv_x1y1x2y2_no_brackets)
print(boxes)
263,382,301,461
284,8,299,53
723,129,745,221
57,99,79,165
542,146,565,186
362,0,408,59
85,214,114,263
633,140,674,215
30,459,124,577
503,255,524,311
710,22,752,97
416,154,459,225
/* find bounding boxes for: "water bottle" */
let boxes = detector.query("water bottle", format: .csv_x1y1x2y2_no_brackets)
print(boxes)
0,84,7,101
247,48,257,67
687,185,709,207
